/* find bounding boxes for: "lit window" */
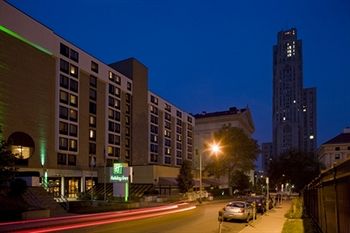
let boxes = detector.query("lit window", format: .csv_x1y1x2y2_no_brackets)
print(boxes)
283,117,286,121
70,94,78,106
70,64,78,77
89,129,96,139
309,135,314,140
293,100,296,104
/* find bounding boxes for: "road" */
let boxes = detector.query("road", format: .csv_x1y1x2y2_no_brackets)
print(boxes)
63,202,248,233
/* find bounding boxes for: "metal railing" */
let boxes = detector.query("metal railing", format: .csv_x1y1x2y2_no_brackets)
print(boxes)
303,158,350,233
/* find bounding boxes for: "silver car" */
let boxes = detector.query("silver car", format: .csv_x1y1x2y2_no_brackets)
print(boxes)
218,201,253,222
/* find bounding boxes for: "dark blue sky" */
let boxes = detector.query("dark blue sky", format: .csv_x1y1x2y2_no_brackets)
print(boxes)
8,0,350,146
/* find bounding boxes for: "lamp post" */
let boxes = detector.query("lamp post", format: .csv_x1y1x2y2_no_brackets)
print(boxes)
199,142,221,203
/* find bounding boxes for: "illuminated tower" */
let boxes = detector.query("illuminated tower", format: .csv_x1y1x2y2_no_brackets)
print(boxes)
272,28,316,157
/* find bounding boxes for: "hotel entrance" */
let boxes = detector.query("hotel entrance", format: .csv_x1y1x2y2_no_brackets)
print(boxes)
64,177,80,198
47,178,61,197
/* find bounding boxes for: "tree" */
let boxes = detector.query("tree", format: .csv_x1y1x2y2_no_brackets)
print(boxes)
176,160,194,193
267,150,321,192
230,170,251,192
205,126,260,186
0,136,17,188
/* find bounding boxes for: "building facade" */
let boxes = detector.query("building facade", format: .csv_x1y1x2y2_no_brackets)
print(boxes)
318,128,350,169
0,1,193,198
272,28,317,157
261,142,273,173
193,107,255,186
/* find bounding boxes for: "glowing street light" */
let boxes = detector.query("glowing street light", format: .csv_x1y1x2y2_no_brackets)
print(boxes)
199,141,222,203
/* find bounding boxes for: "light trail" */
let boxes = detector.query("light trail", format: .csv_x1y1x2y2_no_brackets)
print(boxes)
0,204,180,228
14,206,196,233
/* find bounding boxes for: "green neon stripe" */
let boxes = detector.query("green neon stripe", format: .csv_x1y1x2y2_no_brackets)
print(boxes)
125,182,129,202
0,25,52,55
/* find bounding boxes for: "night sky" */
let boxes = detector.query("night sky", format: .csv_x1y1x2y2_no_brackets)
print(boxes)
7,0,350,147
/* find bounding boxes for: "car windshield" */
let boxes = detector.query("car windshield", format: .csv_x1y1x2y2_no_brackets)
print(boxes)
227,202,245,208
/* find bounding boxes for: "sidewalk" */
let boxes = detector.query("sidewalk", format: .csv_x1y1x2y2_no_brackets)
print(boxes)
238,200,291,233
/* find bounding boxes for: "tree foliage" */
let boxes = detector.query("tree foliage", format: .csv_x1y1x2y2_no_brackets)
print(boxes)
230,170,251,191
267,150,321,192
205,126,260,183
176,160,194,193
0,137,17,187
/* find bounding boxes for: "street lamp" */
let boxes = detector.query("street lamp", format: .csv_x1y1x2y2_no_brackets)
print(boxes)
199,141,222,203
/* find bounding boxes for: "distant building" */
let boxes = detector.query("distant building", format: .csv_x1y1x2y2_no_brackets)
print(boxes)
272,28,317,157
0,1,193,198
261,142,273,173
193,107,255,186
318,128,350,169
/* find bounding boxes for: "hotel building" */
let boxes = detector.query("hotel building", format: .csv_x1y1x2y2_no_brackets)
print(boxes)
0,1,193,198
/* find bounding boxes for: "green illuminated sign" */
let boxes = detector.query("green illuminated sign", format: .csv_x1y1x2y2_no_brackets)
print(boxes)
111,163,129,183
0,25,53,55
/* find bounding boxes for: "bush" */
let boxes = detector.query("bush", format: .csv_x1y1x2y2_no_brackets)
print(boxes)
9,178,27,196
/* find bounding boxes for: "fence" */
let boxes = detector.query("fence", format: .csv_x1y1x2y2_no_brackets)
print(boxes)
303,158,350,233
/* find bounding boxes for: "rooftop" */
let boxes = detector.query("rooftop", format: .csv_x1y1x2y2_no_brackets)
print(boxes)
194,107,247,119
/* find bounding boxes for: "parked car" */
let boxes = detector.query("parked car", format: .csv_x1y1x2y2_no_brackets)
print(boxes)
246,196,266,213
218,201,253,222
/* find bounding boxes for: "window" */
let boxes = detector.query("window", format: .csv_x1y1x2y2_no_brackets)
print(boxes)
187,116,193,123
70,49,79,62
150,95,158,105
125,138,130,148
89,102,96,114
176,119,182,126
59,91,68,104
89,143,96,155
89,129,96,140
150,125,158,134
125,116,130,125
69,124,77,136
90,75,97,87
69,139,77,152
165,139,171,147
127,82,132,91
60,59,69,74
70,64,78,78
69,109,78,122
126,93,131,103
335,147,340,151
164,129,171,138
150,134,158,143
57,153,67,165
150,115,158,124
151,144,158,153
68,154,76,166
165,103,171,112
60,43,69,57
70,79,78,93
126,127,130,136
91,61,99,73
126,104,131,114
165,113,171,121
164,156,171,164
60,75,69,89
150,105,158,115
176,110,182,118
70,94,78,107
89,89,96,100
165,121,171,129
59,106,68,119
89,116,96,127
59,122,68,135
165,147,171,155
59,137,68,150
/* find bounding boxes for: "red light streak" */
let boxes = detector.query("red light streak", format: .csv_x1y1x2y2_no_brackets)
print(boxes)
14,206,196,233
